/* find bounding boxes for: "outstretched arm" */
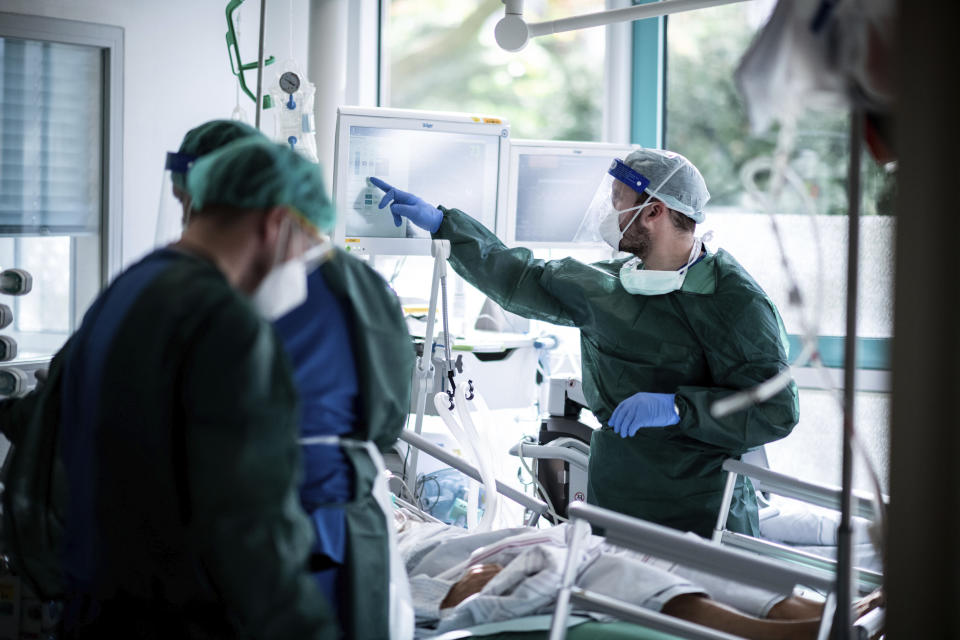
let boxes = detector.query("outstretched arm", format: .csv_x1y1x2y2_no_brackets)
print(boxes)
434,207,579,326
369,177,579,326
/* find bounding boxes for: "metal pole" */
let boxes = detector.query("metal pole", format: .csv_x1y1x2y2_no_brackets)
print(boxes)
407,241,450,497
526,0,747,38
399,430,548,516
833,108,863,640
255,0,267,129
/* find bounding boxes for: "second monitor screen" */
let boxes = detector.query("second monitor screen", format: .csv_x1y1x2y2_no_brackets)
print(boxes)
515,153,614,243
344,126,501,238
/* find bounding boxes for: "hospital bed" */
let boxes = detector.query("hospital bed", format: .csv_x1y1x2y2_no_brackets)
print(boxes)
712,458,886,593
550,501,885,640
396,431,886,640
399,429,691,640
507,388,886,586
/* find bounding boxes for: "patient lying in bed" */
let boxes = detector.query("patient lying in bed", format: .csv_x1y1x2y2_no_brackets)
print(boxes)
394,507,882,640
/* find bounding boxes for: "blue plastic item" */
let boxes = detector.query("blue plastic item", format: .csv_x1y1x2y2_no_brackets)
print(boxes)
369,177,444,233
609,391,680,437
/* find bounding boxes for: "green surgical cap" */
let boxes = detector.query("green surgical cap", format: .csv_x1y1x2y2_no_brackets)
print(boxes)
187,137,335,233
171,119,262,191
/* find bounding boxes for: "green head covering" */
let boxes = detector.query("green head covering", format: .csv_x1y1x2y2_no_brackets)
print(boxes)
170,119,262,191
187,137,336,233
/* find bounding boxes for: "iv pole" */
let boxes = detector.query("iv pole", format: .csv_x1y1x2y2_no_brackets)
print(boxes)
834,108,864,640
255,0,267,129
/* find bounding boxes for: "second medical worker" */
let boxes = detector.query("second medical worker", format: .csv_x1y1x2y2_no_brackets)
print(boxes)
370,148,799,537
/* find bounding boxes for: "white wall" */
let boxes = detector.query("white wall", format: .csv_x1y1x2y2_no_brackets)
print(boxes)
2,0,313,267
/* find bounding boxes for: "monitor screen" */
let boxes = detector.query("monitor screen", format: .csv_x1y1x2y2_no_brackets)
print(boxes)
513,152,619,244
340,125,501,239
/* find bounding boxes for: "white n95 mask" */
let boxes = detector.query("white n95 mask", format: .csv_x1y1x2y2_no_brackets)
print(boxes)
597,204,646,252
619,235,706,296
251,256,308,320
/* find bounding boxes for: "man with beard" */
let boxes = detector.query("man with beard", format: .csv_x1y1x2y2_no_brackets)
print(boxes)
369,148,798,538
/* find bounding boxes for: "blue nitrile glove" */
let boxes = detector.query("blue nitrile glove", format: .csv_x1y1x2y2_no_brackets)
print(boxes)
609,392,680,438
369,177,444,233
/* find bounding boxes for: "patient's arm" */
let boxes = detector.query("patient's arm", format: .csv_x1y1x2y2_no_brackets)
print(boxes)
664,595,820,640
662,590,884,640
441,564,504,609
438,557,883,640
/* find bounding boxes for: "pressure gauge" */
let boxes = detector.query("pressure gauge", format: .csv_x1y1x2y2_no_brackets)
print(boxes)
279,71,301,94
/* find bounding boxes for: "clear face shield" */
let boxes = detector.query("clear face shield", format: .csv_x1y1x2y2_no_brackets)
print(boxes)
574,158,687,252
250,208,330,321
573,159,651,247
156,151,197,247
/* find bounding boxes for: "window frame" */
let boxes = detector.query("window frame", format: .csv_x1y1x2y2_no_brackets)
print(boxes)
377,0,629,144
0,11,124,293
634,7,892,390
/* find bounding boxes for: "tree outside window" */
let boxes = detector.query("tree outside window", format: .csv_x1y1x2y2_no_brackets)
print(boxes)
387,0,605,141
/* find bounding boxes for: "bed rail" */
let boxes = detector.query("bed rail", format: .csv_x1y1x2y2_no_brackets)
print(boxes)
571,502,834,593
508,439,589,471
719,531,884,591
399,429,549,525
712,458,885,594
720,459,887,521
549,502,837,640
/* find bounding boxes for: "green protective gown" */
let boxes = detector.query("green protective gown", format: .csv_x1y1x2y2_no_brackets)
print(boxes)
435,208,799,537
316,248,415,639
0,249,337,639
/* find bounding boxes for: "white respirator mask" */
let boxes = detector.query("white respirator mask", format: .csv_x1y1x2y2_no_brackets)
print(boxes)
251,215,316,320
251,256,308,320
597,202,650,252
619,231,712,296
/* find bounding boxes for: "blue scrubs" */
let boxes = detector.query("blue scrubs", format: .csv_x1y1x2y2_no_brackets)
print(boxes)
60,249,180,598
274,267,359,618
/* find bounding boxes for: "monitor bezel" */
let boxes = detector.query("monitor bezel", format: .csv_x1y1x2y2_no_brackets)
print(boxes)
332,106,511,257
505,139,637,249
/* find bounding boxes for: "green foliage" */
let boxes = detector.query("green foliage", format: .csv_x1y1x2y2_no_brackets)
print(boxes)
665,5,894,216
386,1,894,215
388,0,604,141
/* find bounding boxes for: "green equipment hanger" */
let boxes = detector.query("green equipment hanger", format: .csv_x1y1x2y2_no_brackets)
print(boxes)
226,0,276,106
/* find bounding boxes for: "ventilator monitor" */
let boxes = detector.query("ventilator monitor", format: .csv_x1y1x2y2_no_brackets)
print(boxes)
333,106,510,256
506,140,636,246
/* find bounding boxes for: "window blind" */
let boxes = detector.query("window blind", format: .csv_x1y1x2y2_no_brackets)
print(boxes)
0,37,102,234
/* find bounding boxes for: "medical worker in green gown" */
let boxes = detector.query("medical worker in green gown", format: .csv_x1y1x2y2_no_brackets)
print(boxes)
370,148,799,538
1,134,339,639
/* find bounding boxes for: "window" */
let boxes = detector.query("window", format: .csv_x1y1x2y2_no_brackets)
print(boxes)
0,13,122,392
384,0,606,141
664,2,894,492
379,1,612,368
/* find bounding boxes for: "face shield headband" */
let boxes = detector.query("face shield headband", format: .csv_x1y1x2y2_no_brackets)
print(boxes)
156,151,200,248
575,156,685,249
614,159,686,244
165,151,198,175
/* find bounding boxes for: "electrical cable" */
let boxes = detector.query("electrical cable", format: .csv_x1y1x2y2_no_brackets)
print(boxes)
513,435,567,524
